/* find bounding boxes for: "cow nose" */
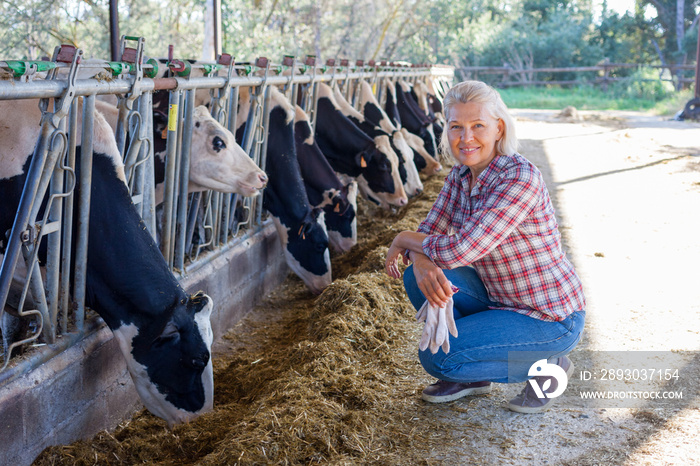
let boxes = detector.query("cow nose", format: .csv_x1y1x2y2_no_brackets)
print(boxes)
398,197,408,206
259,173,269,186
190,352,209,369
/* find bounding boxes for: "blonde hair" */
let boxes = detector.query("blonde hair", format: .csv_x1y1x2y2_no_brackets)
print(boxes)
439,80,518,157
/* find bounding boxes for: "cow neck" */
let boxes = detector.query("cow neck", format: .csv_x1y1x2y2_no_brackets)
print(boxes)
294,119,343,206
314,97,374,176
263,105,312,224
81,149,186,330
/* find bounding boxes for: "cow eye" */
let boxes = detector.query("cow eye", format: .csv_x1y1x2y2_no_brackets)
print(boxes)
212,136,226,152
154,322,180,346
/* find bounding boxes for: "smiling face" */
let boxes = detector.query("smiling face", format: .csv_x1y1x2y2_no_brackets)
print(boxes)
446,101,504,178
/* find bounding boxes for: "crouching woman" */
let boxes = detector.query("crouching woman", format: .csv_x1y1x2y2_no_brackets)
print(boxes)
385,80,585,413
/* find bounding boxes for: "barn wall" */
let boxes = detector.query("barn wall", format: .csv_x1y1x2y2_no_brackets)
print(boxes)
0,221,288,466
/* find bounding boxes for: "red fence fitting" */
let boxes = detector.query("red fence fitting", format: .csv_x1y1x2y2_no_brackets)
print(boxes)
121,47,138,64
56,44,78,64
217,53,234,66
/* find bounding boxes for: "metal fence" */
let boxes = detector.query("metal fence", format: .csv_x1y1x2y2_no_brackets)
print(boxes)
457,62,696,90
0,39,453,381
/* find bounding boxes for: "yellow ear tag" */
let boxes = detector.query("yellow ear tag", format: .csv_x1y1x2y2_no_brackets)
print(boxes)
161,128,168,139
334,203,340,213
360,155,367,168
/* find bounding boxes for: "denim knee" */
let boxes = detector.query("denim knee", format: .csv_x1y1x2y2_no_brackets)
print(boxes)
403,265,426,311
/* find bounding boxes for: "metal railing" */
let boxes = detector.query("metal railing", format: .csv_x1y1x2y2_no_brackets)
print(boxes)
0,40,453,380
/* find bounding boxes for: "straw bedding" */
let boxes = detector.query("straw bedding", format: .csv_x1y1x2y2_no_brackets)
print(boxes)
34,171,463,465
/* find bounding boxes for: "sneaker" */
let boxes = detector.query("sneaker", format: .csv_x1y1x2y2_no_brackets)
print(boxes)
421,380,492,403
508,356,575,414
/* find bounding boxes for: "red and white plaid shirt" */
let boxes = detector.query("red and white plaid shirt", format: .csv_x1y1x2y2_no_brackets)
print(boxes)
418,154,585,322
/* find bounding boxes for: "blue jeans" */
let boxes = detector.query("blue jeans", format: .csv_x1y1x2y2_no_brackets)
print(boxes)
404,265,585,383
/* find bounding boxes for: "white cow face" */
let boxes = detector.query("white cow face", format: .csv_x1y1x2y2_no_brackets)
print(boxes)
112,293,214,428
188,106,268,197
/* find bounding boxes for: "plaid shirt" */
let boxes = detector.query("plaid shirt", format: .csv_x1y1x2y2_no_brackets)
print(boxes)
419,154,585,322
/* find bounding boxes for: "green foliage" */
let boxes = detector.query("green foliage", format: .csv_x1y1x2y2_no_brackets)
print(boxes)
498,83,687,113
590,9,657,69
0,0,696,96
608,67,676,101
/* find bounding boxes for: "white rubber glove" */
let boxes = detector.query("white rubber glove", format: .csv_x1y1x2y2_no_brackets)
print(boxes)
418,300,437,352
417,292,459,354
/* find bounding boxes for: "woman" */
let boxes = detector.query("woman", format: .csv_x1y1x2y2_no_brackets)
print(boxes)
385,80,585,413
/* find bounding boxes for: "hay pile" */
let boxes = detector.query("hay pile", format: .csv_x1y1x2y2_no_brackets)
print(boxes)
34,170,463,465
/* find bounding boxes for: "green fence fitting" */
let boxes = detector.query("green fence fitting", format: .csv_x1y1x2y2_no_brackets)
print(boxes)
144,58,159,78
202,63,222,76
107,62,131,77
5,60,57,77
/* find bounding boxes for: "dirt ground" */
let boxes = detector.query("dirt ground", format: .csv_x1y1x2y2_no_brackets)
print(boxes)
34,109,700,465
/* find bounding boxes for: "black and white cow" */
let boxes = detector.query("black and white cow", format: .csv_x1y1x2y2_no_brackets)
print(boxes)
293,105,358,254
237,86,333,294
385,79,438,159
406,80,444,148
0,98,214,427
314,83,408,209
328,83,424,197
356,81,442,177
400,127,442,175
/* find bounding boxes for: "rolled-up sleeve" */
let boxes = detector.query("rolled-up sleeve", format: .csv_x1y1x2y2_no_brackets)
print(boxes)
422,165,540,269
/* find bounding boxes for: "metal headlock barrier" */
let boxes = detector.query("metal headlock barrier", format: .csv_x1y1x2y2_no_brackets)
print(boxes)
0,38,454,382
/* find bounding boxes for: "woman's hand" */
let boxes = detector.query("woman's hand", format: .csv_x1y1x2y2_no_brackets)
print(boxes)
412,254,454,308
385,233,414,279
385,242,406,279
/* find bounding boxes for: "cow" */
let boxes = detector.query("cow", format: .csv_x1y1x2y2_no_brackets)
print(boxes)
375,80,442,175
400,127,442,175
94,98,268,205
407,80,444,146
414,79,445,126
355,80,441,176
385,79,438,159
328,82,424,197
314,83,408,209
236,86,333,294
0,97,214,427
293,105,358,254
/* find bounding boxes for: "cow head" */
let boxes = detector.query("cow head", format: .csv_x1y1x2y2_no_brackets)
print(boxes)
272,208,332,295
112,292,214,428
325,180,358,253
189,106,268,196
355,135,408,209
401,128,442,175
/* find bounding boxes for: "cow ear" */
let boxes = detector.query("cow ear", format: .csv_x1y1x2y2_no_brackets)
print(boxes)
189,292,213,319
311,207,324,221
